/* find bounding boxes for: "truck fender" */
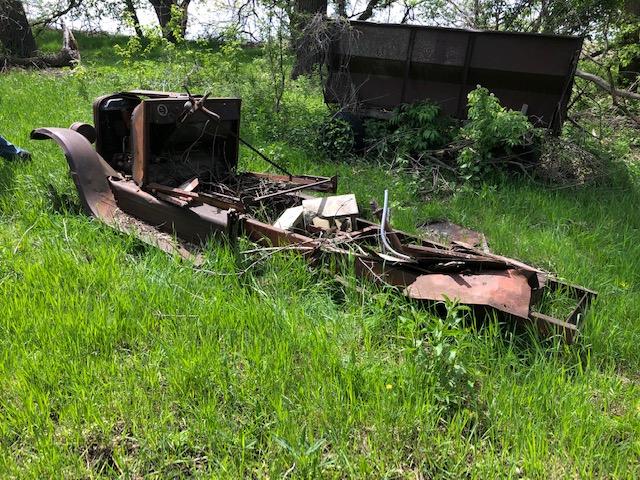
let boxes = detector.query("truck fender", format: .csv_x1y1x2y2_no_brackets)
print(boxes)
30,127,121,220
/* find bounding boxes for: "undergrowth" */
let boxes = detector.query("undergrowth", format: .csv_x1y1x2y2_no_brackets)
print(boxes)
321,88,535,187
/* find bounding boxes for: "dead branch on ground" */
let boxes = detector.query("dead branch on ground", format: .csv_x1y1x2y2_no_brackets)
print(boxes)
0,26,80,69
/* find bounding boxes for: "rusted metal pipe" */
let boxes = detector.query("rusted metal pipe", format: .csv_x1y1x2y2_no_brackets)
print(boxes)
252,178,334,202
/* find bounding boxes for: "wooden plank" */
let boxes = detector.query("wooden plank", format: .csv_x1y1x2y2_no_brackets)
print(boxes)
178,176,199,192
273,206,304,230
302,194,359,218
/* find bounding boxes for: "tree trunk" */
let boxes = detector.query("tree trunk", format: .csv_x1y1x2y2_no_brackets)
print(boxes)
149,0,173,40
357,0,383,21
0,0,37,57
621,0,640,89
124,0,144,38
291,0,327,78
1,26,80,69
148,0,190,43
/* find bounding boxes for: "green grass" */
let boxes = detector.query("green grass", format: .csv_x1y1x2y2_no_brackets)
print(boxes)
1,30,640,478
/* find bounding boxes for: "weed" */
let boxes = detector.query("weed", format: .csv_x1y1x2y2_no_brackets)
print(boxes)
457,86,534,180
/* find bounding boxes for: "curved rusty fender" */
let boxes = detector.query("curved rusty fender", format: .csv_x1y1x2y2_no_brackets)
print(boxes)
30,127,120,220
31,127,198,261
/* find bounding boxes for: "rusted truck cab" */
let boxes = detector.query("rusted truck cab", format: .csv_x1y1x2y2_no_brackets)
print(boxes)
31,90,596,343
93,91,241,186
32,90,336,244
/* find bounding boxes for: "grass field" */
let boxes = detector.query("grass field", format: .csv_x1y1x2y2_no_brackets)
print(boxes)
1,31,640,478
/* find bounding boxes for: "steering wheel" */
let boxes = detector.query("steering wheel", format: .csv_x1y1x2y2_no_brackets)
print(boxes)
178,86,213,123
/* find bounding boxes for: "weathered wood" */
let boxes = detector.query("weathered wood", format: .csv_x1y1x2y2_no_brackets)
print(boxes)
0,27,80,69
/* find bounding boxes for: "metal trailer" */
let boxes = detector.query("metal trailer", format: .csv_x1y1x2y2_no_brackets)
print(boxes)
325,21,584,133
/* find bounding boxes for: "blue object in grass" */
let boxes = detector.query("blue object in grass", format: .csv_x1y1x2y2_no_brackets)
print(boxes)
0,134,31,160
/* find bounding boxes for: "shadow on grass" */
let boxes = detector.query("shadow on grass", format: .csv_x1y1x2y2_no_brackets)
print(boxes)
45,183,84,216
546,152,640,217
0,158,19,204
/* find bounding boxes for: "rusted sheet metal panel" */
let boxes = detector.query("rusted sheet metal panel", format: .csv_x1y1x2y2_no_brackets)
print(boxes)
405,270,532,319
420,220,484,247
355,258,533,320
30,127,119,220
326,21,583,132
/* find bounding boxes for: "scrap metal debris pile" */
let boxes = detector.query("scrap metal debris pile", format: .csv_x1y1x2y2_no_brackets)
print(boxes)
32,90,595,342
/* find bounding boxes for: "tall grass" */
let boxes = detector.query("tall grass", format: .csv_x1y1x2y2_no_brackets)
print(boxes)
0,31,639,478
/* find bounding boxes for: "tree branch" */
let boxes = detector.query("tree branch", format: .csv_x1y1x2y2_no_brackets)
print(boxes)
32,0,84,31
575,69,640,101
357,0,382,21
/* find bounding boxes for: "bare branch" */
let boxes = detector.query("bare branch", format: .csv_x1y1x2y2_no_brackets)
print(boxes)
32,0,84,31
357,0,382,21
575,69,640,101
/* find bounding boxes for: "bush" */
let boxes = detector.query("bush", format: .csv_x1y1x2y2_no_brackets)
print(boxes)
457,86,533,180
363,101,452,162
318,116,355,161
389,101,452,154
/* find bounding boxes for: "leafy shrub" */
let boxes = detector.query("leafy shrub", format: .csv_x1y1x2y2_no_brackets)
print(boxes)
364,101,452,161
390,101,452,154
318,116,355,161
457,86,533,180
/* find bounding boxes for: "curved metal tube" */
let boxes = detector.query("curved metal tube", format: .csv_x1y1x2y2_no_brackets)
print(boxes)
380,189,412,261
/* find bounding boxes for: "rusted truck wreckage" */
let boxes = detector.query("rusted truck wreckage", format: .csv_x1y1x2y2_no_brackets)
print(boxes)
32,90,595,341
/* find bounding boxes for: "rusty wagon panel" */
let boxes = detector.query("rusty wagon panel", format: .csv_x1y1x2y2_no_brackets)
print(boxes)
325,21,584,132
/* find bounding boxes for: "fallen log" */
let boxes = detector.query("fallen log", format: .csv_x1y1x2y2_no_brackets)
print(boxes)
0,26,80,70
